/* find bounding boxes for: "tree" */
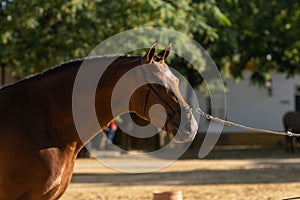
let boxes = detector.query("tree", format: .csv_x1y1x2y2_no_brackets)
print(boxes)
211,0,300,85
3,1,297,86
0,0,227,81
1,0,98,79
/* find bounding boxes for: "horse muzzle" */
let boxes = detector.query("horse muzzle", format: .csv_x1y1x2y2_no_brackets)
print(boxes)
168,115,198,143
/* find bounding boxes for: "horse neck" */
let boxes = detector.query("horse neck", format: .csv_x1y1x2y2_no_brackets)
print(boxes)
33,56,144,146
0,61,83,148
95,56,146,129
16,56,145,146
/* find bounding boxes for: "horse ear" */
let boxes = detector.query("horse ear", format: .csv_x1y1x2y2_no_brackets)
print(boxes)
158,42,172,61
143,42,157,63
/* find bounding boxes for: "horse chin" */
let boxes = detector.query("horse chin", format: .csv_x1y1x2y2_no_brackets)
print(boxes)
169,118,198,143
166,125,197,143
173,130,197,143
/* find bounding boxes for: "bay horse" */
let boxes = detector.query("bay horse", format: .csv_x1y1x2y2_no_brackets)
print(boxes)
283,111,300,153
0,43,198,199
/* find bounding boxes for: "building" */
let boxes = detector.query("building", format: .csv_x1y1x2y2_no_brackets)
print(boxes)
194,71,300,147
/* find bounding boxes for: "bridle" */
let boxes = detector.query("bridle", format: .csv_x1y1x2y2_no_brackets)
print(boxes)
138,56,193,126
146,83,193,119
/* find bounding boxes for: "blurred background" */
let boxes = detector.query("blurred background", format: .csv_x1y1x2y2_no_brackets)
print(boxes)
1,0,300,152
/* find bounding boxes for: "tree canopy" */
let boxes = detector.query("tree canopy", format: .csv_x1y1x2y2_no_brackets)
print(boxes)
212,0,300,85
1,0,299,86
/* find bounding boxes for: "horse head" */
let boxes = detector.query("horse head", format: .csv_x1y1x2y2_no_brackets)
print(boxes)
131,43,198,143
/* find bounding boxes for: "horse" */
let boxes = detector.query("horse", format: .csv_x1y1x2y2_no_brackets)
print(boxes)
0,43,198,199
283,111,300,153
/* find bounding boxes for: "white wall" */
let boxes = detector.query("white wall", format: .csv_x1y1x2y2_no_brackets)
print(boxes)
222,71,300,133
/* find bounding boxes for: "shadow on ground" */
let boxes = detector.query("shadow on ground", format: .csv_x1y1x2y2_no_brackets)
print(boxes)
71,165,300,186
72,148,300,186
181,146,299,160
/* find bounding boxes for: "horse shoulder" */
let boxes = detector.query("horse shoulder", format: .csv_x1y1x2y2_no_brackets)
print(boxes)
3,142,79,200
34,142,78,199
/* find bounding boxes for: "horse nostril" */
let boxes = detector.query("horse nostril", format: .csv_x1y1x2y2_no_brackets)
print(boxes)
184,121,192,133
172,127,178,133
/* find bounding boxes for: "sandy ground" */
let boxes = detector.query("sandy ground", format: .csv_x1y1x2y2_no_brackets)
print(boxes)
61,148,300,200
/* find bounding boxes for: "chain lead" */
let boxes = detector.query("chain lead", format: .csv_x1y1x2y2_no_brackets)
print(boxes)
191,105,300,137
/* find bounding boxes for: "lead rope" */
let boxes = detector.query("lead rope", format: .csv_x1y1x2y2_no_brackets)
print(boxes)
192,106,300,137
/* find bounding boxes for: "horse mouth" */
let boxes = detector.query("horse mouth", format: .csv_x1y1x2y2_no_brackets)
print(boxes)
170,120,198,143
173,130,197,143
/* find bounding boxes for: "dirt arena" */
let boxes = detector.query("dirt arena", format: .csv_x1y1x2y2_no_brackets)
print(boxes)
62,148,300,200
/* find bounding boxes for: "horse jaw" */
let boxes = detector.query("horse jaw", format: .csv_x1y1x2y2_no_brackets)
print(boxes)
173,116,198,143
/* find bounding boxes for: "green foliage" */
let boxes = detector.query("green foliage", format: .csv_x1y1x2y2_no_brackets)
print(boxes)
212,0,300,85
1,0,299,86
1,0,98,78
0,0,223,81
